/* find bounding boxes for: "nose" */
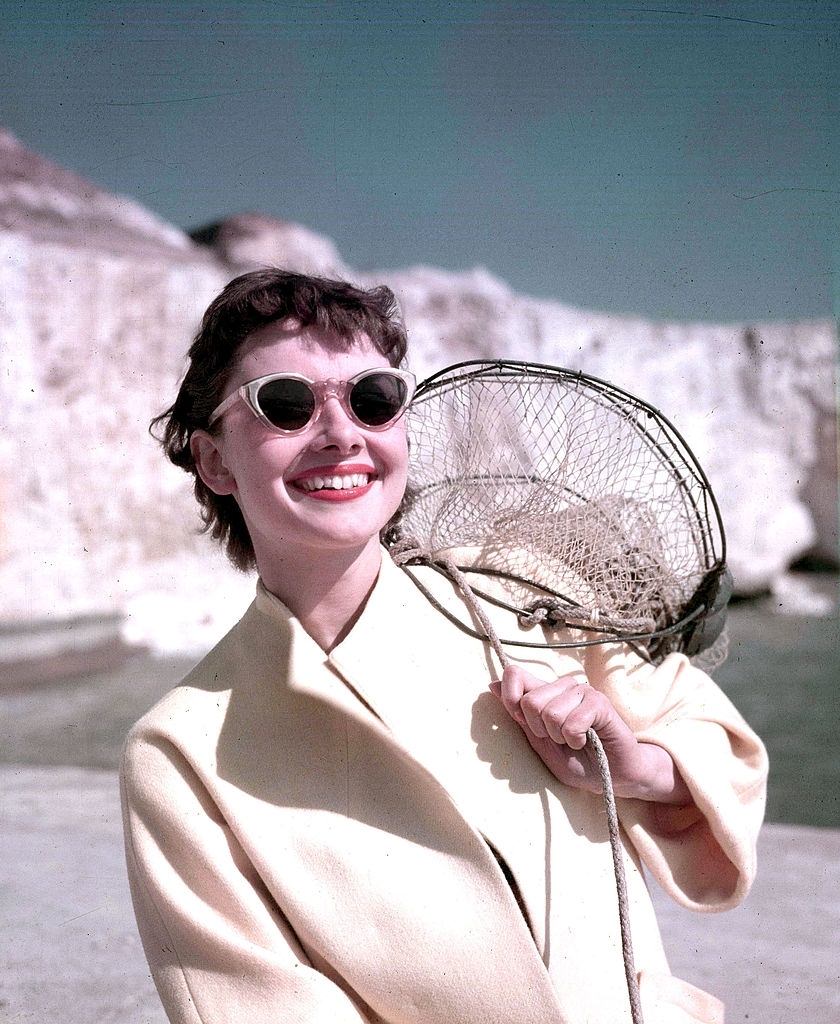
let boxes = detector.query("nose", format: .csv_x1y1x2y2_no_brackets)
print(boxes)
311,395,364,452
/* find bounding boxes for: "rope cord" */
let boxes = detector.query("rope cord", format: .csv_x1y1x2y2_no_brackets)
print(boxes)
437,557,645,1024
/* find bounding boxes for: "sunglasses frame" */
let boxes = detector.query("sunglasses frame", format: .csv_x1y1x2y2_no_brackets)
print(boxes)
208,367,417,435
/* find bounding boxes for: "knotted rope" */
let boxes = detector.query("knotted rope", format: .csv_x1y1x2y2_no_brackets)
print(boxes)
435,556,645,1024
518,598,566,628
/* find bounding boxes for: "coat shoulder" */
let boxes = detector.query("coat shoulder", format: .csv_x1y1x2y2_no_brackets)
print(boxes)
121,601,264,763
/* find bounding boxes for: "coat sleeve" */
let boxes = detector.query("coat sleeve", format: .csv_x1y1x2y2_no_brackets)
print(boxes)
582,643,768,913
120,729,371,1024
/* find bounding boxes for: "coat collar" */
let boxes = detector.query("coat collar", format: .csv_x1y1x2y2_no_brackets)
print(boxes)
246,554,565,1022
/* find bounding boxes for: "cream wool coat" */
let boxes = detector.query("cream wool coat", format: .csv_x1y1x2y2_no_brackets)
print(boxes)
121,551,768,1024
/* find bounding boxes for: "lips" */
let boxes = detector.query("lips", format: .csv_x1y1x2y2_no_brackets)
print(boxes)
288,463,377,502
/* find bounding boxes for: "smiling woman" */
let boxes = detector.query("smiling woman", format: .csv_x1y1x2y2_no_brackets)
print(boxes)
122,268,767,1024
149,270,412,650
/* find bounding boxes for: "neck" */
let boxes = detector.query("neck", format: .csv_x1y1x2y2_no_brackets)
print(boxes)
257,538,383,652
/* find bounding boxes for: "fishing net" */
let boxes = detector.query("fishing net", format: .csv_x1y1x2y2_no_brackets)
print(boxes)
386,360,730,668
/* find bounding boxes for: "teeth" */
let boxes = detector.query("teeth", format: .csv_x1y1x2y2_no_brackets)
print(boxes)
299,473,370,492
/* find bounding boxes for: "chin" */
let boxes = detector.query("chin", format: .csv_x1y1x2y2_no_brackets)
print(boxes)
280,516,388,555
248,483,404,559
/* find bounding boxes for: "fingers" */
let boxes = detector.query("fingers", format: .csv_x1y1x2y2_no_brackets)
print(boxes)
522,681,592,746
499,665,527,705
490,673,526,730
541,690,598,749
494,666,592,744
489,665,644,797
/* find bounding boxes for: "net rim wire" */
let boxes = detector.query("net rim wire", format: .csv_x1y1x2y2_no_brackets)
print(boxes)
386,358,729,664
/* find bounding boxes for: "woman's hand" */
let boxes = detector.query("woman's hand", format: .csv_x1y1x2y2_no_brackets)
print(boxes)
490,665,691,805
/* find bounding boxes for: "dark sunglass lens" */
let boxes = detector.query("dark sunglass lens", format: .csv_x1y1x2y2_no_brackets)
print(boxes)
350,373,407,426
257,378,316,431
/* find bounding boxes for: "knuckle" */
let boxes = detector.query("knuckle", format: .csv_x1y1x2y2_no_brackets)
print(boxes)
544,716,566,743
503,698,523,721
519,690,541,713
559,672,584,688
504,665,527,685
575,685,596,707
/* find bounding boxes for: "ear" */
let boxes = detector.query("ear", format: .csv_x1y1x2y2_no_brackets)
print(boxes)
190,429,238,496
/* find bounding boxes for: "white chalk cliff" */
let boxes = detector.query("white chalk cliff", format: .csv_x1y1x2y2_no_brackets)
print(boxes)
1,129,836,652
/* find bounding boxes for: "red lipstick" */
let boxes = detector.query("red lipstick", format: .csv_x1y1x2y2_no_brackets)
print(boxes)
302,483,375,502
287,462,377,502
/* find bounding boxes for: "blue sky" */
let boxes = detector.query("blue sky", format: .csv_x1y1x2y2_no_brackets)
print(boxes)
2,0,838,320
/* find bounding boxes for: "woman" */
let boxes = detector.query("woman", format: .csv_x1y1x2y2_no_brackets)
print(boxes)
121,268,767,1023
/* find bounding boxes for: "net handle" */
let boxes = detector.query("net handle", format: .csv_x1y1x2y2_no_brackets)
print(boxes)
438,557,645,1024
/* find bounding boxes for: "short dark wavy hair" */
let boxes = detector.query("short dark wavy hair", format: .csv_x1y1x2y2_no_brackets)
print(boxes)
152,268,409,571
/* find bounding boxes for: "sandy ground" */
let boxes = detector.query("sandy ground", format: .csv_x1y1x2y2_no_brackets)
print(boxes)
1,763,838,1024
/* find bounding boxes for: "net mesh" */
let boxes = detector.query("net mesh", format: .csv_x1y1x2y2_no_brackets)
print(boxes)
386,361,727,665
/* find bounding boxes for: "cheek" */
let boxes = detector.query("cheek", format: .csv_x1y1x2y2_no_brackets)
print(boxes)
225,437,296,499
384,440,410,515
386,432,410,484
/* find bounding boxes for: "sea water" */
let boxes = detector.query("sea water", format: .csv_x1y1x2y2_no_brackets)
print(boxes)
717,594,839,828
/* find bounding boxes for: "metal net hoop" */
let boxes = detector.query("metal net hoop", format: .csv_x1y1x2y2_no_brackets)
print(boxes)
386,360,727,664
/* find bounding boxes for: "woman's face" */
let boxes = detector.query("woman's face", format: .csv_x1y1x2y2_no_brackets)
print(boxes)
192,321,410,568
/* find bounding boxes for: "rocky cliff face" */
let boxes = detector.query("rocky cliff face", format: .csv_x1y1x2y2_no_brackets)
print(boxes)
0,130,230,637
1,129,836,651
